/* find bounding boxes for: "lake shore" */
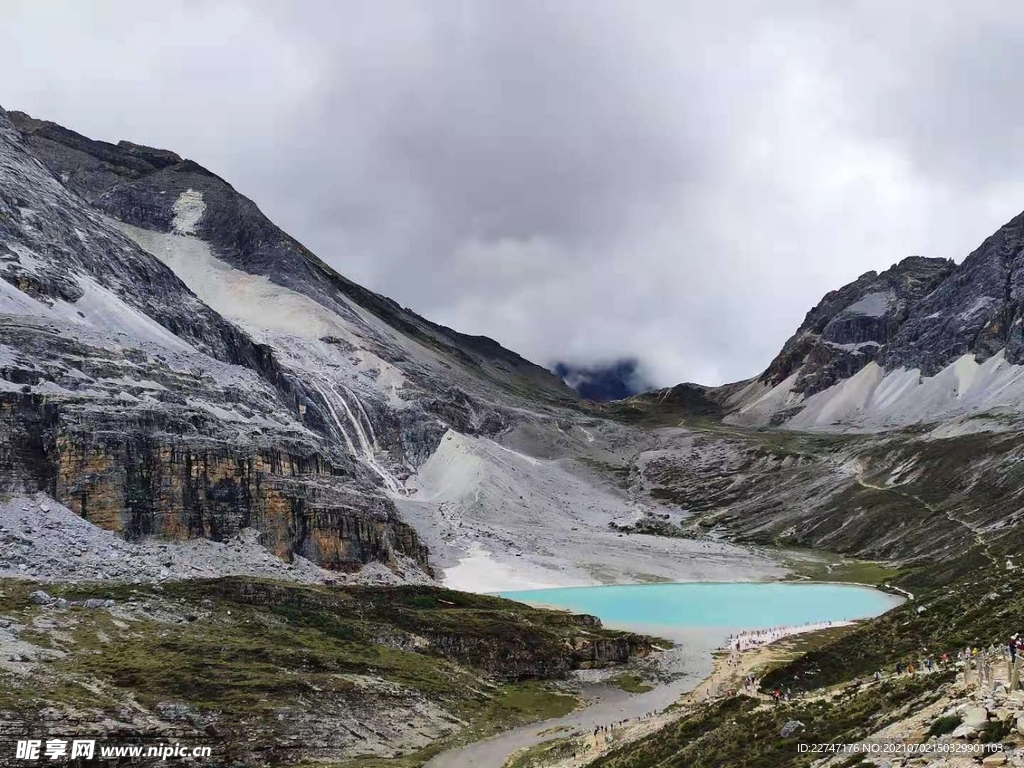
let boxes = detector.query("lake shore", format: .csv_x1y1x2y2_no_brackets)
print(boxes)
425,615,862,768
511,619,856,768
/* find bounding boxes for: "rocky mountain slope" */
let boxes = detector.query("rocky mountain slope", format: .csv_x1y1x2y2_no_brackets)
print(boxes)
558,210,1024,767
0,106,600,581
1,105,785,595
0,107,686,764
9,110,576,407
588,213,1024,578
632,209,1024,431
11,102,1024,768
758,255,955,398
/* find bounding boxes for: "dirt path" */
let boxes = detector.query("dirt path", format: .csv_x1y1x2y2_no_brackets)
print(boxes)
855,476,998,566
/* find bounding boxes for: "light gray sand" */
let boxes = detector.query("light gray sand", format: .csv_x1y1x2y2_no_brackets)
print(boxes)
398,429,784,592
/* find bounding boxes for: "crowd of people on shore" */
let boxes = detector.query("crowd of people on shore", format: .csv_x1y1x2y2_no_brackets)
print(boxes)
725,620,842,653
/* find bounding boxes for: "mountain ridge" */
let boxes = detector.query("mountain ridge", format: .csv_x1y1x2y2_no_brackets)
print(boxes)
0,104,593,581
8,110,577,407
633,210,1024,431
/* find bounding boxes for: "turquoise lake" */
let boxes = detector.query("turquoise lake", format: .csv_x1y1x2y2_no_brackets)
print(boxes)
498,582,903,631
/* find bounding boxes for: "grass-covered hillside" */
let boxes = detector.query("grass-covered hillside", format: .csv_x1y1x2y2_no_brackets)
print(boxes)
0,578,654,767
590,668,952,768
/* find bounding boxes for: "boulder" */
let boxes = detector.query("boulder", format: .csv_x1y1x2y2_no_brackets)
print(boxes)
961,706,989,729
982,754,1007,767
780,720,805,737
951,723,978,739
28,590,53,605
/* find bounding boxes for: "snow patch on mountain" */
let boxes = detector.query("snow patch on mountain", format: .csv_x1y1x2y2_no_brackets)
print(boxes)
0,277,49,317
124,223,361,343
121,222,413,404
54,276,195,352
0,265,193,354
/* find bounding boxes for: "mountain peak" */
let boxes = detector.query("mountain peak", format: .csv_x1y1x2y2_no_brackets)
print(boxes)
760,254,954,395
718,206,1024,429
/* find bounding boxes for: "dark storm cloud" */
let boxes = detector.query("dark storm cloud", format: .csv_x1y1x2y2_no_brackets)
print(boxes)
5,1,1024,386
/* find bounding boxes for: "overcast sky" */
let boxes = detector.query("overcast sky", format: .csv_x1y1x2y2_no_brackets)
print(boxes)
5,1,1024,387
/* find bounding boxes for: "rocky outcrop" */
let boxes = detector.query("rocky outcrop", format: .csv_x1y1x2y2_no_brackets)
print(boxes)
883,210,1024,374
1,391,429,572
565,633,653,670
0,105,440,574
53,437,428,571
418,622,651,680
611,381,728,423
719,207,1024,428
761,255,955,395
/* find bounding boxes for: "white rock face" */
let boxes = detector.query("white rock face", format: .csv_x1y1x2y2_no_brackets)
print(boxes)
961,706,989,729
171,188,205,234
